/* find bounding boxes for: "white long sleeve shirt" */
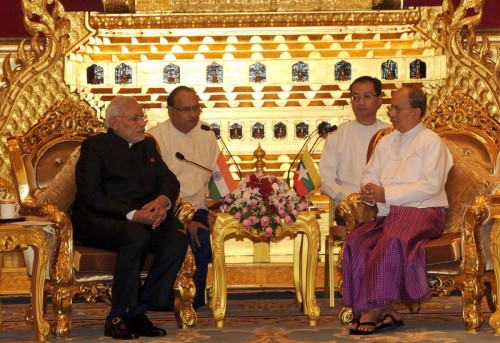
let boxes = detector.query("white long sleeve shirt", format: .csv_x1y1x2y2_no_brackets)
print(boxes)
148,120,220,210
319,119,390,203
361,122,453,217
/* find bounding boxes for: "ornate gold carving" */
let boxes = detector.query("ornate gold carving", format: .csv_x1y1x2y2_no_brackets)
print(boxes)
489,192,500,333
132,0,378,13
0,1,92,185
16,98,103,161
424,0,500,120
423,93,500,164
173,199,197,328
0,176,15,200
89,9,420,29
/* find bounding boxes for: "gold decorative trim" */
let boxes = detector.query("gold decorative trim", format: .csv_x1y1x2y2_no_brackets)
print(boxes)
129,0,401,13
89,10,420,30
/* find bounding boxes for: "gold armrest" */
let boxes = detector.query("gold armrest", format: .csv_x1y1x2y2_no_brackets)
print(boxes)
174,198,196,227
336,193,378,230
19,202,76,285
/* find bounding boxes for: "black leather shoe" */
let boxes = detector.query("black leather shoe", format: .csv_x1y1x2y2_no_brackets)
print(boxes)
104,316,139,340
127,313,167,337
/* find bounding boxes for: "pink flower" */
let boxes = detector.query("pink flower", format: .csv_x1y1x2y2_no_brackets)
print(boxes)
260,216,270,227
297,202,308,211
249,216,259,225
220,172,303,234
265,227,273,237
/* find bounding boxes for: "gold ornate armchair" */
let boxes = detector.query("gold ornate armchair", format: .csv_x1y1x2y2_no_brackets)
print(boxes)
336,93,500,332
6,99,197,338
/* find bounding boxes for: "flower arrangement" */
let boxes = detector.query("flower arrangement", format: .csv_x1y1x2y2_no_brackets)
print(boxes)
220,171,309,237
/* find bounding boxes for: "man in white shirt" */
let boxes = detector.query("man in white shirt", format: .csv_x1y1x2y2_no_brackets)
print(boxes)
320,76,390,222
148,86,220,308
343,85,453,335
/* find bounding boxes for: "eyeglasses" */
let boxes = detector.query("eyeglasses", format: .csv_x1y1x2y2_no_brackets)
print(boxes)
115,114,148,122
169,104,202,114
350,94,379,102
387,105,415,115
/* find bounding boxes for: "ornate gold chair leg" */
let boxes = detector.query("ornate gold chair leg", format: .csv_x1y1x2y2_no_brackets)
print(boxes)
324,236,330,300
51,287,73,339
327,235,335,308
462,277,484,332
339,306,353,325
173,246,197,328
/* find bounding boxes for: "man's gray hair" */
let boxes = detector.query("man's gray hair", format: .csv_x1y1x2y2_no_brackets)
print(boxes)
404,85,427,118
105,96,139,128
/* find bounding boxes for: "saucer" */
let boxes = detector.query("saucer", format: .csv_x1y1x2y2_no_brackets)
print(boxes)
0,216,26,223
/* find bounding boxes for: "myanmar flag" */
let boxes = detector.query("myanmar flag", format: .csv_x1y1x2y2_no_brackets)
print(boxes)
293,150,320,196
208,152,237,199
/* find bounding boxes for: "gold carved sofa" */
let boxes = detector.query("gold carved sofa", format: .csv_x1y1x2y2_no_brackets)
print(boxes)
7,99,197,338
335,93,500,332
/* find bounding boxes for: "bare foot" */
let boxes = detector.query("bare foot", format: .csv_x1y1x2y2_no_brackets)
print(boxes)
379,305,403,325
351,308,382,333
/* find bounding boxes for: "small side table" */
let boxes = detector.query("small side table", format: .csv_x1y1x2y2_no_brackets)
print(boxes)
489,213,500,334
209,211,321,327
0,224,50,341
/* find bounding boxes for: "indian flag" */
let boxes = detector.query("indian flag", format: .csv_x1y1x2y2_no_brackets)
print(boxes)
208,152,237,199
293,150,320,196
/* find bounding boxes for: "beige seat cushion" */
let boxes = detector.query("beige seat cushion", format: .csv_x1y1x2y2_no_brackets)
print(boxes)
425,233,461,265
34,146,80,212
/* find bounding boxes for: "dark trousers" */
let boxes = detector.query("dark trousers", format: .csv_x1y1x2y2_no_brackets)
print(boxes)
80,216,188,310
186,209,212,308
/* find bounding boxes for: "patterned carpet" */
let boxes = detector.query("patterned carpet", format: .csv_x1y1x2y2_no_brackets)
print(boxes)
0,291,498,342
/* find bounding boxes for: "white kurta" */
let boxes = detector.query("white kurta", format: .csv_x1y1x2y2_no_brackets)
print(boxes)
362,122,453,217
319,119,390,203
148,120,220,210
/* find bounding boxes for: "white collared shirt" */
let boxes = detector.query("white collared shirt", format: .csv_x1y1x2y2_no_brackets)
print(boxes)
148,120,220,210
361,122,453,216
319,119,390,203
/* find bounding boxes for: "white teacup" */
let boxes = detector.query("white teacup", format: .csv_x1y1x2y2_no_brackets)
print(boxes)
0,200,20,219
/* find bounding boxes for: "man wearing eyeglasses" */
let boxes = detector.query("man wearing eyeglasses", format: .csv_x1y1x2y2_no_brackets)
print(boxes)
148,86,220,309
72,96,187,339
343,85,453,335
320,76,390,220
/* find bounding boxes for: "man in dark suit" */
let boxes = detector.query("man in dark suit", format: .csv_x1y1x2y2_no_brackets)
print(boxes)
71,96,188,340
